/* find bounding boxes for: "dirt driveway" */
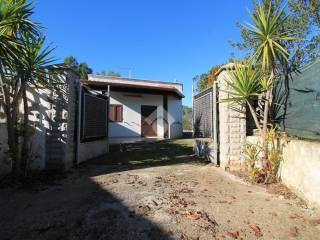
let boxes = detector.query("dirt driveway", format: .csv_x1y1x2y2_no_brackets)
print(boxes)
1,140,319,240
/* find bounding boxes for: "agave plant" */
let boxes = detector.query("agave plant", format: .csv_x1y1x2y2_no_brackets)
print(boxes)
225,63,266,135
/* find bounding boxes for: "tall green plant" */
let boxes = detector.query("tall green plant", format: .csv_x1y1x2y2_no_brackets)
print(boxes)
0,0,55,179
224,63,266,135
0,0,40,178
244,2,295,163
13,35,55,176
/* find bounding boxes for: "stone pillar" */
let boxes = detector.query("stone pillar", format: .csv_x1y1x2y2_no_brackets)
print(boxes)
217,66,246,171
45,68,79,170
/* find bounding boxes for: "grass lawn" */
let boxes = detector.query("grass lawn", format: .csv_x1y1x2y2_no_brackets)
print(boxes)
91,139,205,166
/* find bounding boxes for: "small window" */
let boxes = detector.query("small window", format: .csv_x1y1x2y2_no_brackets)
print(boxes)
109,104,123,122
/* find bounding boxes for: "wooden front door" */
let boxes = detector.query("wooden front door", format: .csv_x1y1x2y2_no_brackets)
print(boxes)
141,105,157,137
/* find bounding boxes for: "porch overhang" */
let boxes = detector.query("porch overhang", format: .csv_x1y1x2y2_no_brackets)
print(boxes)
80,79,184,99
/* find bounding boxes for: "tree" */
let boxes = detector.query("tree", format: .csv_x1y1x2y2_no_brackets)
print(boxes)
193,73,208,93
225,1,297,181
63,56,92,79
13,35,55,176
0,0,41,178
207,65,221,86
63,56,78,69
230,0,319,69
96,70,121,77
78,62,92,79
182,106,192,130
193,64,222,93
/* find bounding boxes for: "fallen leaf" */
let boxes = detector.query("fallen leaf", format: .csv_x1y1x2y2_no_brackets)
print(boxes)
249,224,261,237
180,188,194,194
228,230,239,239
270,212,278,217
309,218,320,226
289,226,299,237
290,213,303,219
181,211,201,220
152,200,158,206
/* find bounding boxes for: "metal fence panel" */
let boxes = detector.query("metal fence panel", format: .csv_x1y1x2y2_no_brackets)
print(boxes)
193,87,213,137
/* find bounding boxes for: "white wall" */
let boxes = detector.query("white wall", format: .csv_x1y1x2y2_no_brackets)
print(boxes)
109,92,183,139
77,139,109,164
168,96,183,139
109,92,165,138
281,140,320,209
0,70,80,174
0,87,51,175
247,136,320,209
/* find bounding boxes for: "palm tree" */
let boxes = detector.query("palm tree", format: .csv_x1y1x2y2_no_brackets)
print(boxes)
244,2,295,162
224,2,297,183
0,0,40,177
13,34,55,176
225,64,266,134
246,2,295,128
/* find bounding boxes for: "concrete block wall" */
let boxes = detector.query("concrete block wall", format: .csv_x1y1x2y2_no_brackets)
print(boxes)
0,68,80,175
63,71,79,168
46,70,79,170
217,69,246,170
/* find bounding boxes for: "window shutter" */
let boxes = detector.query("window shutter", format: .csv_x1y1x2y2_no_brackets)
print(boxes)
117,105,123,122
109,105,115,122
109,104,123,122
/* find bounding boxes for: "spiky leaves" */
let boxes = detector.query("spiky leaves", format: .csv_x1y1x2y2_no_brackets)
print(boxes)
244,2,296,70
224,64,266,132
13,34,55,86
225,65,266,104
0,0,39,62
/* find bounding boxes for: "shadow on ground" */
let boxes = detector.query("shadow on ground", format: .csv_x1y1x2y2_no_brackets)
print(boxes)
80,139,207,177
0,139,202,240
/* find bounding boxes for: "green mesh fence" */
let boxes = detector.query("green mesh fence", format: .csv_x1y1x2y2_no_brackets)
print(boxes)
281,59,320,140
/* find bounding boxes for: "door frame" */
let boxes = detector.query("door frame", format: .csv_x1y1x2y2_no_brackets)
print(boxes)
141,105,158,137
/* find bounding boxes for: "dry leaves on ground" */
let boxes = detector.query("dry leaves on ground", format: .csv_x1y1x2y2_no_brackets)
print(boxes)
309,218,320,226
249,224,261,237
289,226,299,237
228,230,240,239
181,210,202,220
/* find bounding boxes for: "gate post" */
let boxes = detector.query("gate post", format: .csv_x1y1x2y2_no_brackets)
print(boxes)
216,64,247,171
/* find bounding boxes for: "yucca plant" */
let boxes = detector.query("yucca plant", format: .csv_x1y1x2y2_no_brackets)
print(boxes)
0,0,41,178
225,63,267,135
0,0,57,179
245,1,296,137
13,34,55,176
245,1,295,164
224,1,296,183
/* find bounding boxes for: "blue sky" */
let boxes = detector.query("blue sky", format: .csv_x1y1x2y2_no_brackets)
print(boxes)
34,0,253,106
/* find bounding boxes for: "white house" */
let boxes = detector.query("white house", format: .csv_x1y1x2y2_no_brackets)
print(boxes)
81,75,184,140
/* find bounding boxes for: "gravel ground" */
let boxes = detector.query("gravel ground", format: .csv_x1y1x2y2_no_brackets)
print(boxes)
1,155,320,239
